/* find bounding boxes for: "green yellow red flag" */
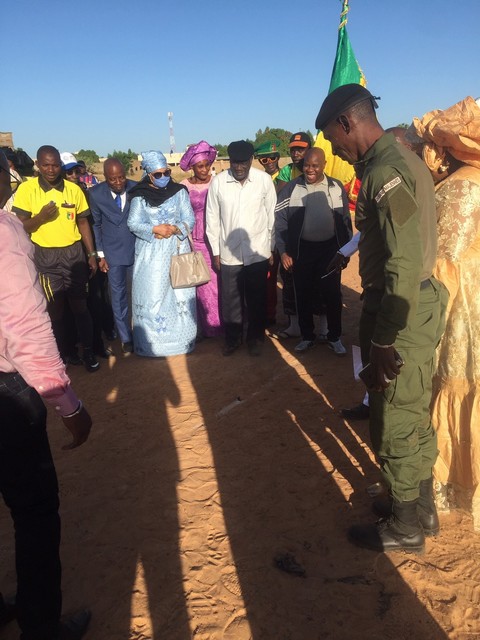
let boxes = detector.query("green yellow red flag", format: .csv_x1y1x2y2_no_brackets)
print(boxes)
329,0,366,92
315,0,365,186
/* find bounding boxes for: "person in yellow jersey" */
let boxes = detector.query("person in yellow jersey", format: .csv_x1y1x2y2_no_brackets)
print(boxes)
13,145,100,373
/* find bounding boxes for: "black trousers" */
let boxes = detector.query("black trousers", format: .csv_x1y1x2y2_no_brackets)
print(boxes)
35,242,94,356
293,237,342,342
87,269,115,353
0,372,61,640
220,260,269,346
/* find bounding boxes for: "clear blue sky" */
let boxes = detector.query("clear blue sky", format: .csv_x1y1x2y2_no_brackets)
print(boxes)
3,0,479,158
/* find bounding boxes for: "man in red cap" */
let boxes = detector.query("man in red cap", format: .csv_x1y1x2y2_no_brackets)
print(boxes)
275,132,312,192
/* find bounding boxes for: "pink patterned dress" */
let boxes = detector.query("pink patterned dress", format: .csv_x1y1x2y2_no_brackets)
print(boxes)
181,178,222,337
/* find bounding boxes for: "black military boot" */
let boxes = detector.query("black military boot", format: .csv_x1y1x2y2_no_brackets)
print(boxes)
348,499,425,553
417,477,440,536
372,477,439,536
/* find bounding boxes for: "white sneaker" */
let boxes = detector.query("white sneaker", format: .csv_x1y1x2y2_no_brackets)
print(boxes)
295,340,315,353
328,339,347,356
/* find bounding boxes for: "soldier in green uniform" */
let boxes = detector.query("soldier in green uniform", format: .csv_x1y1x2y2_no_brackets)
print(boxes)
316,84,448,553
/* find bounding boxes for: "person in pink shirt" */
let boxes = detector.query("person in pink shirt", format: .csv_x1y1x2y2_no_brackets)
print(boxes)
0,150,92,639
180,141,222,338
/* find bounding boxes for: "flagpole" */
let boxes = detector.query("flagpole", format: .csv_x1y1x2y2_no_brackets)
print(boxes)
314,0,360,184
339,0,349,30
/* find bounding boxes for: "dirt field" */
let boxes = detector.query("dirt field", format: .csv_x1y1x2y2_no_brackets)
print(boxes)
1,255,480,640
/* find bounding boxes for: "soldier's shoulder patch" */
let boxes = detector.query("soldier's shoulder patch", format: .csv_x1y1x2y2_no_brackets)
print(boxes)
374,176,402,203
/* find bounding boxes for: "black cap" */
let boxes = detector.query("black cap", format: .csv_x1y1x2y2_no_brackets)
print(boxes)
315,84,379,130
227,140,255,162
288,132,312,148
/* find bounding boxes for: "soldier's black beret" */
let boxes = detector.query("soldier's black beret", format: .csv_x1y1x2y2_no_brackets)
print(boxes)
315,84,379,130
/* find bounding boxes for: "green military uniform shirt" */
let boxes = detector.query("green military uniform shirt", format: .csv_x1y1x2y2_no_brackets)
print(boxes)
355,133,437,346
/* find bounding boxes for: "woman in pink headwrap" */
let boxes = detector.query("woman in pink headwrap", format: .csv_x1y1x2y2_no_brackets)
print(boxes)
180,141,222,337
411,97,480,529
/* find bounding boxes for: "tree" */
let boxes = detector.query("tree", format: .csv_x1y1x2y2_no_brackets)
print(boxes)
252,127,293,157
213,143,228,157
214,126,315,159
76,149,100,170
108,149,137,173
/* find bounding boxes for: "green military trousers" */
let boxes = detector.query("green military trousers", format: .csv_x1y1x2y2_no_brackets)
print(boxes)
359,277,449,502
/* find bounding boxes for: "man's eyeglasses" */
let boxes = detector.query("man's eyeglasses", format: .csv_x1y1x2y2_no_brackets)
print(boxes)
152,169,171,179
258,156,279,165
66,168,81,176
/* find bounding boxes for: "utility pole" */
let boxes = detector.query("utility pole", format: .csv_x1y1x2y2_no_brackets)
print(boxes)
167,112,176,154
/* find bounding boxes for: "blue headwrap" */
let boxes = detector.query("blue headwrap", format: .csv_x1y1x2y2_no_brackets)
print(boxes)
141,150,167,173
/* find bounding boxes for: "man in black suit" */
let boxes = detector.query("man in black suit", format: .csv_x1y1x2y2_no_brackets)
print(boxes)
89,159,136,353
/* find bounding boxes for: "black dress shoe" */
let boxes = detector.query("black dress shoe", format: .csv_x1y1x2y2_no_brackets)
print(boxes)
247,340,263,357
83,348,100,373
63,354,83,366
121,341,134,354
341,402,370,420
222,343,240,356
0,594,16,627
96,347,114,359
56,609,91,639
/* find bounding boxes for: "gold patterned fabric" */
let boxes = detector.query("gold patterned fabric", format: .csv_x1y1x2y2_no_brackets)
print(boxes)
412,96,480,173
431,165,480,528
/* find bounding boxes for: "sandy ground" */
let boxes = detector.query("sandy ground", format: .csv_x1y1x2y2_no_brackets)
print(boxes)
1,255,480,640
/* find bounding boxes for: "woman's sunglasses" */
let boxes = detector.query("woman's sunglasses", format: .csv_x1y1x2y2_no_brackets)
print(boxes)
152,169,171,179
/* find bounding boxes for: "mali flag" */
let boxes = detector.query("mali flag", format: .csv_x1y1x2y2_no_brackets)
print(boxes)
329,0,366,92
315,0,365,187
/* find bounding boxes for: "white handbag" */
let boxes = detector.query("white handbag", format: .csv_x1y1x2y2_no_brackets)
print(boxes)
170,224,211,289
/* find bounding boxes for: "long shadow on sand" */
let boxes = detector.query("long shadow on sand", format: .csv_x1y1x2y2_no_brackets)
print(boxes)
35,327,192,640
186,277,449,639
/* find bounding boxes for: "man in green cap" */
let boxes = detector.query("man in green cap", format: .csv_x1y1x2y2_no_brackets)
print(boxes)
316,84,448,554
255,140,282,324
255,140,281,185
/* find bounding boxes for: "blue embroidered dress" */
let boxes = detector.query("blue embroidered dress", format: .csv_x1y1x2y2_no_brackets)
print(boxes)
127,187,196,356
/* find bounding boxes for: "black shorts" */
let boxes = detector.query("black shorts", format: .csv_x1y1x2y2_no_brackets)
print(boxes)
34,241,89,300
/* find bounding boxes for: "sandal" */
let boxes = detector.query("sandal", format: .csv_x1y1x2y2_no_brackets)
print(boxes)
277,328,301,339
